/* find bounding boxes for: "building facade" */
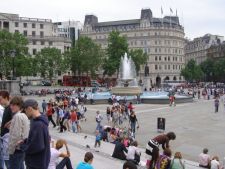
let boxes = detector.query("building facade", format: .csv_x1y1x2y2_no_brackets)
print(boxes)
185,34,224,65
81,8,185,87
207,42,225,59
0,12,71,55
54,21,83,46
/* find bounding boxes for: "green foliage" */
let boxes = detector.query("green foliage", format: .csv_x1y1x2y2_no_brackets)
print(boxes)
181,59,203,82
35,47,65,80
66,36,104,77
200,58,225,82
128,49,148,74
0,30,28,78
103,31,128,76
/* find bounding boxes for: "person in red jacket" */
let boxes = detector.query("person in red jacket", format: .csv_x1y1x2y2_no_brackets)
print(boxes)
47,103,56,128
70,109,78,133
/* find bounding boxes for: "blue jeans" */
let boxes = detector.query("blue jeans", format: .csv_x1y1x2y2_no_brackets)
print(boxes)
96,122,101,131
130,122,136,138
72,122,77,133
9,150,25,169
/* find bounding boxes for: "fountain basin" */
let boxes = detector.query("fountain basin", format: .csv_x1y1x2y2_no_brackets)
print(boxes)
111,86,142,96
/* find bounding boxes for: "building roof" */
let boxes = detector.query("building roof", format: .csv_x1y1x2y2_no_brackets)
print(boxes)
94,19,140,27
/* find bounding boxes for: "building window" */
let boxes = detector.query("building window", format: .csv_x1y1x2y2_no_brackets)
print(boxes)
155,56,158,61
32,49,37,55
32,23,36,28
155,65,158,70
32,31,36,37
23,30,27,36
168,56,170,61
41,41,45,45
141,41,143,45
32,41,36,45
15,22,19,27
164,57,167,61
40,24,44,29
15,30,19,33
173,65,175,70
148,48,150,53
159,65,162,70
164,65,167,70
58,71,61,76
49,41,53,46
23,23,27,28
40,31,44,38
155,48,157,53
168,65,170,70
159,56,161,61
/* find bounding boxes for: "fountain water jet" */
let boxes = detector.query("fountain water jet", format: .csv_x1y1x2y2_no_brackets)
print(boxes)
111,53,142,96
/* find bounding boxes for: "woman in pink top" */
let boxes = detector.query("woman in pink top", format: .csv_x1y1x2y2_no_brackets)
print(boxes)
199,148,211,168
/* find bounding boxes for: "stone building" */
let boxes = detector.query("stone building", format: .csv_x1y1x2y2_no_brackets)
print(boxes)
207,42,225,59
81,8,185,87
185,34,224,65
0,12,71,55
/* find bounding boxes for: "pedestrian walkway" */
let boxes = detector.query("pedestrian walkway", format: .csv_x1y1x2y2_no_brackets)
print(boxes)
50,129,204,169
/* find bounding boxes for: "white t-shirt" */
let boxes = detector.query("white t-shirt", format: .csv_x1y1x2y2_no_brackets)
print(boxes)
199,153,210,166
48,148,60,169
211,159,220,169
0,105,4,125
126,146,140,160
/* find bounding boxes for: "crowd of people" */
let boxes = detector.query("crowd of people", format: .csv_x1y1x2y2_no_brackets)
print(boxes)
1,86,225,169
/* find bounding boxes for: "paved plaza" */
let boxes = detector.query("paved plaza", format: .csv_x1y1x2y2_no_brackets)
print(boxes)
25,95,225,168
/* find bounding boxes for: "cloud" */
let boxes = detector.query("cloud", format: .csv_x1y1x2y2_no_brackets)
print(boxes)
0,0,224,39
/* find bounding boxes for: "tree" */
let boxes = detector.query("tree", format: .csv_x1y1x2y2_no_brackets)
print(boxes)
103,31,128,77
200,58,214,81
181,59,203,82
213,58,225,82
0,30,28,78
67,36,104,77
35,48,66,80
128,49,148,74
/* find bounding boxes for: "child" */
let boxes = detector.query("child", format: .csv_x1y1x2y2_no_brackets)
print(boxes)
95,130,101,148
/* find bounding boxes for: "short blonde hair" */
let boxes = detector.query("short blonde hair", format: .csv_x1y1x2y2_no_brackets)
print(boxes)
174,152,182,159
55,139,64,149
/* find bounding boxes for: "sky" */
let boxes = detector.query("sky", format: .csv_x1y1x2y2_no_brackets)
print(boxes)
1,0,225,39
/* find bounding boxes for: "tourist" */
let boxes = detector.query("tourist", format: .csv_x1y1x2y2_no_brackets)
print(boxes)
214,97,220,113
0,90,12,169
46,103,56,128
95,111,103,131
22,99,50,169
106,107,111,123
126,141,141,165
59,105,67,132
48,139,72,169
145,132,176,169
63,108,71,132
70,109,78,133
127,102,134,115
199,148,211,168
112,137,128,160
8,96,30,169
210,156,220,169
129,111,139,138
170,152,185,169
154,148,172,169
79,103,87,121
76,152,94,169
94,130,101,148
42,99,47,114
123,161,137,169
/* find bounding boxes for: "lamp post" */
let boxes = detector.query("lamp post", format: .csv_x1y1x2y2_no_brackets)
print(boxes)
11,50,16,80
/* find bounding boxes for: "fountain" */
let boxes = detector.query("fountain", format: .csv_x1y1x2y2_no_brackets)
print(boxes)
111,53,142,96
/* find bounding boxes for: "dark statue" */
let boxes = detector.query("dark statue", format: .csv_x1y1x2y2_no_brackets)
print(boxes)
144,64,149,77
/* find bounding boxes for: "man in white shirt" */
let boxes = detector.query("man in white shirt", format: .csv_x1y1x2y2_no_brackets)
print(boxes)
8,96,30,169
0,105,4,126
126,141,141,165
198,148,210,168
48,139,72,169
96,111,103,131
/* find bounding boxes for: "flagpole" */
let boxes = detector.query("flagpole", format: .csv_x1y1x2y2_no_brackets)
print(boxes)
161,6,163,27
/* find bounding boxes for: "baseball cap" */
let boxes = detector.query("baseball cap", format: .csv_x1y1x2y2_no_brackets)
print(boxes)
23,99,38,109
